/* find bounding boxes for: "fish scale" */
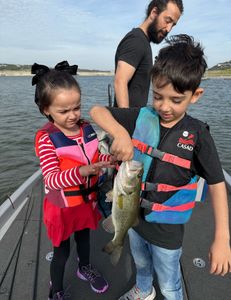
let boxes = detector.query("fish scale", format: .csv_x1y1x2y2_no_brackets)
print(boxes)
102,160,143,265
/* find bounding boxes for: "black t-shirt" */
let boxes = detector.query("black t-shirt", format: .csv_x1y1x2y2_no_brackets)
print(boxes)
108,107,225,249
114,28,152,108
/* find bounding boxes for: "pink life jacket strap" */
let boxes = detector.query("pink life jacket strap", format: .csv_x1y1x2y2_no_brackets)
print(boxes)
132,139,191,169
140,198,196,212
141,182,198,192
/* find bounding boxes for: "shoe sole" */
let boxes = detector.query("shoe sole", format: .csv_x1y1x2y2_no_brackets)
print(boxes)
118,286,156,300
77,269,109,293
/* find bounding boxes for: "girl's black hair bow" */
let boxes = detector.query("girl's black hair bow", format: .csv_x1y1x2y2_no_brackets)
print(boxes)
31,60,78,85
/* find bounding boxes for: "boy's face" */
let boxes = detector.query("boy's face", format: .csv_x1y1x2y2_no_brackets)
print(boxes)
152,82,203,128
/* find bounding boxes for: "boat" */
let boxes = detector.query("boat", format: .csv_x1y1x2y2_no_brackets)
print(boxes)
1,158,231,300
1,86,231,299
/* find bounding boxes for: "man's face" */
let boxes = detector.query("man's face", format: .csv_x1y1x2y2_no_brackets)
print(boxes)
148,2,181,44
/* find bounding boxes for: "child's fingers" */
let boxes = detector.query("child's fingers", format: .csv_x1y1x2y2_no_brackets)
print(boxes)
110,146,133,161
209,254,231,276
92,161,112,169
220,262,229,276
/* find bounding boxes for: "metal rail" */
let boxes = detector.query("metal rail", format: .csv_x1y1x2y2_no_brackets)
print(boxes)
0,169,42,241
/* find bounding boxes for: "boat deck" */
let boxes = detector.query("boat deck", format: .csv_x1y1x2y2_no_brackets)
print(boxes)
0,178,231,300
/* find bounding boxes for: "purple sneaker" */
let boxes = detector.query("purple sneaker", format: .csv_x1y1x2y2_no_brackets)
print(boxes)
77,264,109,293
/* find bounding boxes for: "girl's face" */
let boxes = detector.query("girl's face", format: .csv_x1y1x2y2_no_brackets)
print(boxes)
44,88,81,135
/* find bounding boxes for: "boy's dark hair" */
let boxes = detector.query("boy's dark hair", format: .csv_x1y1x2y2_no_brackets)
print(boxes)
146,0,184,17
34,70,81,118
151,34,207,93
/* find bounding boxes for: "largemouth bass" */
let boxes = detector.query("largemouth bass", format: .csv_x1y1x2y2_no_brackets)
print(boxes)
103,160,143,265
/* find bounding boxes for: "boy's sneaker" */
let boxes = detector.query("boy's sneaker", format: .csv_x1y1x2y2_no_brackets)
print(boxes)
118,285,156,300
77,264,109,293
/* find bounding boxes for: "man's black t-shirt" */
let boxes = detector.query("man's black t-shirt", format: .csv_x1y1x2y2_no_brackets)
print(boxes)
108,107,225,249
114,28,152,108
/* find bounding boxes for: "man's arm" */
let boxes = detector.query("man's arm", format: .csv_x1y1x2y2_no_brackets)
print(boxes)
208,182,231,276
90,106,133,161
114,60,136,108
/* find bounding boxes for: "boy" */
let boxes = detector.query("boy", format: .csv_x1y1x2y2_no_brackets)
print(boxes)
90,34,231,300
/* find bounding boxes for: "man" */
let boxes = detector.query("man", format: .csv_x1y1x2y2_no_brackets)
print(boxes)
114,0,183,108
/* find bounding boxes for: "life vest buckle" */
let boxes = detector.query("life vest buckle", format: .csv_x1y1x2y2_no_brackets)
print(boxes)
141,182,158,191
146,147,165,160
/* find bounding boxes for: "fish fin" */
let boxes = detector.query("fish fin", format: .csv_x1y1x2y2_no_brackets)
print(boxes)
110,245,123,266
105,190,113,202
102,240,114,254
102,214,115,233
132,218,139,227
117,195,123,209
102,241,123,266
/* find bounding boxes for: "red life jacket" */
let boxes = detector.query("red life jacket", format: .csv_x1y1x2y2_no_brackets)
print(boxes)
35,121,99,208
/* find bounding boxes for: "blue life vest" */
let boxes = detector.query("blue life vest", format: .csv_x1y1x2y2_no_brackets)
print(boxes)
132,107,200,224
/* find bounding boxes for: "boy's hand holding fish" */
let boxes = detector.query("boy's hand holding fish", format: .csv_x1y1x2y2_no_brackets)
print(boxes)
90,106,133,162
110,129,134,162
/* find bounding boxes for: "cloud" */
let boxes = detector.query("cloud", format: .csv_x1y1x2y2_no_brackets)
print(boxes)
0,0,230,68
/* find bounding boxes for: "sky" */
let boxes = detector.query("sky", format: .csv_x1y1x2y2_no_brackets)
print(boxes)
0,0,230,70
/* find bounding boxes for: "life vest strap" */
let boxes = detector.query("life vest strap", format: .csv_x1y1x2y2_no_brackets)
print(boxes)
132,139,191,169
140,198,196,212
64,183,98,197
141,182,197,192
162,153,191,169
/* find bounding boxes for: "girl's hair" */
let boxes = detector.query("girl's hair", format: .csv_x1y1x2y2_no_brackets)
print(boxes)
151,34,207,94
34,70,81,118
146,0,184,18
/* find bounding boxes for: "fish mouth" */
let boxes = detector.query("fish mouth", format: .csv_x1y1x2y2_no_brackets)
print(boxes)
127,160,143,170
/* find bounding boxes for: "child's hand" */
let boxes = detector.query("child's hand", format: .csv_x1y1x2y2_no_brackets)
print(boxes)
109,155,118,166
79,161,113,177
110,132,133,161
209,239,231,276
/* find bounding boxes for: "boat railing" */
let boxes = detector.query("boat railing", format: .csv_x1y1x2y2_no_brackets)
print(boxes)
223,169,231,191
0,169,42,241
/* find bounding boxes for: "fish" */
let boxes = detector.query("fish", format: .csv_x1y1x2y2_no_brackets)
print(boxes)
102,160,143,265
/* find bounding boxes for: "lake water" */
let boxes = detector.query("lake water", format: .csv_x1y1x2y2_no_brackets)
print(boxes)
0,76,230,204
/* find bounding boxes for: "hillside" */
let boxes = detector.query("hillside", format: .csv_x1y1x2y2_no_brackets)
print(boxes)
0,63,113,76
206,61,231,77
1,62,231,78
209,60,231,71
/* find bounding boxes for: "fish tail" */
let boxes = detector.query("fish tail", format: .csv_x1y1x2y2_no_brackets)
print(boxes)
103,241,123,265
102,241,114,254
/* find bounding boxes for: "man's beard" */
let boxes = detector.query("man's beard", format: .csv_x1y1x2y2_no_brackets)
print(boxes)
147,18,168,44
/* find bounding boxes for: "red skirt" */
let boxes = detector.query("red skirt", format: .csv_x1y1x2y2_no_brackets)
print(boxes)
43,197,102,247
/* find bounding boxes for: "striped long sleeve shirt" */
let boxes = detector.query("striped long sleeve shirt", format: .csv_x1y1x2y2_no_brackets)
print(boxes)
37,133,111,190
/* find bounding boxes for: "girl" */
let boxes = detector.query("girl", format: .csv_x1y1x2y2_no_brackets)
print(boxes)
32,61,113,300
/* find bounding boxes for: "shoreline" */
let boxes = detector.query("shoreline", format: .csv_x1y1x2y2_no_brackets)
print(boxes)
202,76,231,80
0,71,231,79
0,70,114,77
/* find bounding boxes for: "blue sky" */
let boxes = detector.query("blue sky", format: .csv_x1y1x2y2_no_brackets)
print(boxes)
0,0,230,69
